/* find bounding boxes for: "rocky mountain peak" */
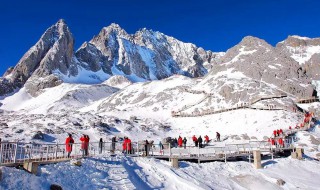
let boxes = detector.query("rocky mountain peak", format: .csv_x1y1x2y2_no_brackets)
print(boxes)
238,36,273,50
0,19,78,97
99,23,129,39
279,35,320,47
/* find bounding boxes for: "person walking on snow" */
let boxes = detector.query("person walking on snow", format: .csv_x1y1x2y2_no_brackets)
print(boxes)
173,138,178,148
144,140,149,156
178,136,183,147
111,136,117,153
273,130,277,137
99,138,103,154
216,132,220,142
183,137,187,149
80,134,86,157
127,137,132,154
122,137,128,154
84,135,90,156
192,135,198,147
65,134,74,158
204,135,209,145
279,129,283,135
198,136,203,148
278,138,284,148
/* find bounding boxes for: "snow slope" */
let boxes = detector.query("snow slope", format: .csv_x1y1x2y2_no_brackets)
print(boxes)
1,156,320,190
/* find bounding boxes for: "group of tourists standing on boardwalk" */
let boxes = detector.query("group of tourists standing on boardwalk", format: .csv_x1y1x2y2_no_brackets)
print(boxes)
65,133,91,158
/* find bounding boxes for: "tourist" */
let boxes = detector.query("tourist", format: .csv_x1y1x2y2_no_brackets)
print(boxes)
273,130,277,137
178,136,183,147
122,137,128,154
198,136,203,148
127,137,132,154
111,136,117,153
84,135,90,156
192,135,198,146
183,137,187,149
80,134,86,157
65,134,74,158
99,138,103,154
145,140,149,156
216,132,220,142
204,135,210,144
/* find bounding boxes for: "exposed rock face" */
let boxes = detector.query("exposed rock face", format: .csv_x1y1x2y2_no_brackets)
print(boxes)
212,36,314,98
276,35,320,81
0,19,77,96
75,24,219,81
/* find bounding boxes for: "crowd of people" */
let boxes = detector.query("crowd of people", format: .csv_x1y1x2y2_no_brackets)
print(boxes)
268,111,314,148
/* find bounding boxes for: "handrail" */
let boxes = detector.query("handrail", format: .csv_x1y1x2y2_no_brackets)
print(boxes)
0,138,300,166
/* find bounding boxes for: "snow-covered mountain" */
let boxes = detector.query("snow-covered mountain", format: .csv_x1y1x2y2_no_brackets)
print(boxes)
0,20,222,97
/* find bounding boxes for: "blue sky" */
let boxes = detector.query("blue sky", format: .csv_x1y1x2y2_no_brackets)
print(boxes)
1,0,320,75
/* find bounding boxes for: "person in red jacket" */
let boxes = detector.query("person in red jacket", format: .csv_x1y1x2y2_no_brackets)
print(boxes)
273,130,277,137
192,135,198,146
122,137,128,153
127,138,132,154
279,129,283,135
278,138,284,148
84,135,90,156
80,134,86,157
65,134,74,158
178,136,183,147
204,135,209,144
271,138,275,146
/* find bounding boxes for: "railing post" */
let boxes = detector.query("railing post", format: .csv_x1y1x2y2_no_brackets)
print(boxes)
137,142,139,157
0,142,2,164
55,143,58,160
46,145,49,161
13,142,18,164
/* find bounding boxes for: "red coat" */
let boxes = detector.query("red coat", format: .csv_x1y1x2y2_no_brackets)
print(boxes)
123,139,128,151
279,129,283,134
271,139,275,145
278,138,284,146
178,137,183,147
65,137,74,152
273,130,277,135
205,136,209,142
80,136,86,149
192,136,197,142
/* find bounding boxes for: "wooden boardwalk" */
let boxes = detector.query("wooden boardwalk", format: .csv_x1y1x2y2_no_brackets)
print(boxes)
172,91,288,117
